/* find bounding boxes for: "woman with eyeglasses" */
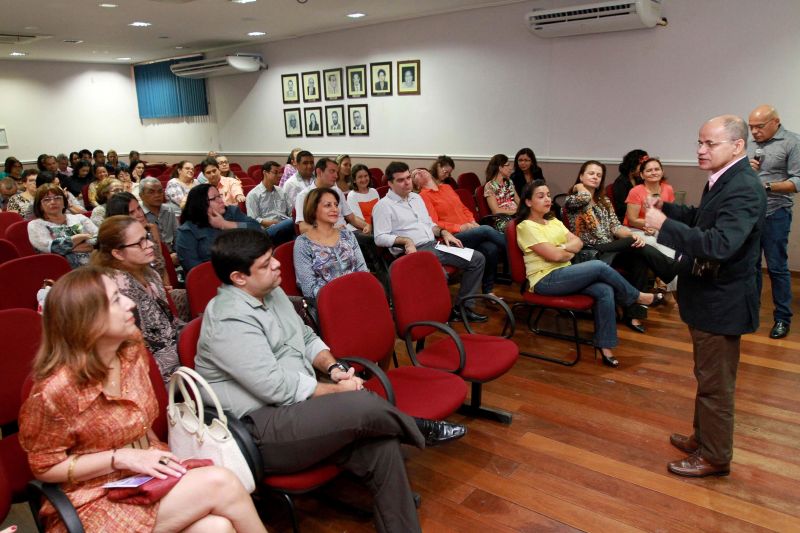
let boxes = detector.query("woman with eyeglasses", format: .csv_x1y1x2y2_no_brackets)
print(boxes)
89,178,125,227
92,215,182,382
483,153,519,233
0,157,23,180
175,184,261,273
165,160,196,209
7,169,39,219
28,184,98,269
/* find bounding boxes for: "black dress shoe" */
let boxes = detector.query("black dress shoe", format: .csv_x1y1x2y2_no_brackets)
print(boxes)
449,307,488,323
770,321,790,339
623,318,646,334
625,303,648,320
414,418,467,446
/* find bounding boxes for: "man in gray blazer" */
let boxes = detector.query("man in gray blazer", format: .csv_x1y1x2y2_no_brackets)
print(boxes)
646,115,766,477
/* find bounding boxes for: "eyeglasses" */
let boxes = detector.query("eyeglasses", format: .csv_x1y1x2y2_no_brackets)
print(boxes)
208,194,224,202
696,140,737,150
118,233,153,250
41,195,64,203
748,119,775,130
217,159,229,164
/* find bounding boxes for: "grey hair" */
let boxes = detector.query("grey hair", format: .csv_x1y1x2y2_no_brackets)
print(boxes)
721,115,748,149
139,177,161,190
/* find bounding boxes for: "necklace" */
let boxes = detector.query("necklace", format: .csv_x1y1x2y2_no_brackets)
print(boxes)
105,356,121,393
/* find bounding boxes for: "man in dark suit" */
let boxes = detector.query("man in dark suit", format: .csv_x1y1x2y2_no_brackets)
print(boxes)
645,115,766,477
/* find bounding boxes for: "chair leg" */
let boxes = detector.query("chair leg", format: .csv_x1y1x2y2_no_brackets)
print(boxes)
519,307,592,366
457,382,512,424
279,492,300,533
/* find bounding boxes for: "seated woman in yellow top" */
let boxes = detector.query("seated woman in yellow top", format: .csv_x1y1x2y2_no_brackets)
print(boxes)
516,180,659,368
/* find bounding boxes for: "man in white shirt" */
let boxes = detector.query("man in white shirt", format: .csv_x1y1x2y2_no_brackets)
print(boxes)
294,158,369,235
282,151,315,207
372,161,487,322
245,160,295,246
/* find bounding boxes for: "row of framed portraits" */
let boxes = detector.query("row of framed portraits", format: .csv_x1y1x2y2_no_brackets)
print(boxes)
284,105,369,138
281,60,421,103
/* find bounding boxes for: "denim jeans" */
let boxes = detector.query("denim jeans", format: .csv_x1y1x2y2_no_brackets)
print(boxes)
455,225,506,292
758,207,793,323
266,218,296,247
533,260,639,348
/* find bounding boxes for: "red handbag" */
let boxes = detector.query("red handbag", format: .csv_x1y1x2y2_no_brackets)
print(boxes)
107,458,213,505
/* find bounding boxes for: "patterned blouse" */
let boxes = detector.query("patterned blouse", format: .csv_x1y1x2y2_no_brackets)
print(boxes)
113,268,183,382
19,341,167,533
165,178,196,208
27,214,99,268
293,230,368,300
483,179,518,232
564,191,621,246
6,192,33,219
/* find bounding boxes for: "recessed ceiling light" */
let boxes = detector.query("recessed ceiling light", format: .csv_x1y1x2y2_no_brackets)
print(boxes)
247,31,266,36
63,39,84,44
231,0,257,4
9,51,28,57
99,3,118,7
115,57,131,61
347,13,366,19
129,21,152,27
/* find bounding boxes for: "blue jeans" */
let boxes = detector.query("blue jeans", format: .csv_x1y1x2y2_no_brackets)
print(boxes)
455,225,506,292
533,260,639,348
758,207,793,323
267,218,296,246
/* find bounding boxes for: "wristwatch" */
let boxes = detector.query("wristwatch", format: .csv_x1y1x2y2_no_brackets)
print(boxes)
765,182,772,191
327,361,350,377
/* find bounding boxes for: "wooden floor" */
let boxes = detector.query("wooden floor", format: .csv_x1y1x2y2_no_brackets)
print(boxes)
4,279,799,532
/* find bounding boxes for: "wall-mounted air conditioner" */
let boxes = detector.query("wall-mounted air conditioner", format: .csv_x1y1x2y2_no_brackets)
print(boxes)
170,54,267,79
527,0,664,38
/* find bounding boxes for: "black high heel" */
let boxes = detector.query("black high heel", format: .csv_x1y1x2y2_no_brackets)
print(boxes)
650,292,666,307
595,348,620,368
624,317,646,334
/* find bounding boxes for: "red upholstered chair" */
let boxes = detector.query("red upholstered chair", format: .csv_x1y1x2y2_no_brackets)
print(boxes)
4,219,36,257
473,185,503,227
505,221,595,366
457,172,481,192
368,168,383,187
390,251,519,424
145,351,170,442
233,170,249,182
0,211,23,236
81,184,92,209
0,238,20,265
376,185,389,198
605,183,617,214
0,464,10,527
229,163,243,173
242,183,256,196
247,164,263,180
0,255,72,311
273,241,301,297
442,176,458,189
185,261,222,318
455,188,478,218
318,272,468,419
177,316,343,533
238,200,247,215
0,309,40,504
237,176,255,187
160,241,180,290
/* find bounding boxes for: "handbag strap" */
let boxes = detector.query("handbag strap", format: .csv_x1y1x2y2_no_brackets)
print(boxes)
172,366,229,426
168,368,205,424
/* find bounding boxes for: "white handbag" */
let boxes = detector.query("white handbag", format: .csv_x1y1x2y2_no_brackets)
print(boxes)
167,366,256,493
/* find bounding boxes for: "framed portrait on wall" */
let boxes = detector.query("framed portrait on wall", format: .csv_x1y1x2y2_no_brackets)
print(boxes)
397,60,421,95
281,74,300,104
284,108,302,137
348,104,369,136
370,61,392,97
325,105,345,136
323,68,343,101
301,71,321,103
304,107,323,137
345,64,367,99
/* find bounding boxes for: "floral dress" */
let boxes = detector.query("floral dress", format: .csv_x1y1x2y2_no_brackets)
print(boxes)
27,214,99,268
292,230,368,300
483,179,518,232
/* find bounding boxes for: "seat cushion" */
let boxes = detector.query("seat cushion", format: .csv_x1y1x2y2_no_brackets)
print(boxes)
263,464,342,493
522,292,594,310
364,367,467,420
0,433,34,500
417,334,519,382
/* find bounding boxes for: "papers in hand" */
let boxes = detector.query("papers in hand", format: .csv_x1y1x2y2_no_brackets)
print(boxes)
103,475,154,488
434,243,474,261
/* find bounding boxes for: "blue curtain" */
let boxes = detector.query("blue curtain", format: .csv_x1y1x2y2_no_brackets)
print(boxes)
134,56,208,119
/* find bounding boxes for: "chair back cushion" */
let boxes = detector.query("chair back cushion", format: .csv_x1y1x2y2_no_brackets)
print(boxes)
457,172,481,192
0,254,72,311
160,240,180,289
0,239,20,265
177,317,203,368
0,309,41,424
273,241,301,297
185,261,221,318
145,351,169,441
390,251,451,340
455,188,478,217
318,272,394,365
504,221,528,285
474,185,492,219
0,211,23,236
4,220,35,257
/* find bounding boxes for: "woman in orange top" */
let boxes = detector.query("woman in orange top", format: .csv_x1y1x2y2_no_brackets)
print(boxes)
413,167,506,294
19,267,266,533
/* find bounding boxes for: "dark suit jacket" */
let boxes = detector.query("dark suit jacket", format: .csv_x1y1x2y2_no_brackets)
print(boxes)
375,81,388,91
658,157,766,336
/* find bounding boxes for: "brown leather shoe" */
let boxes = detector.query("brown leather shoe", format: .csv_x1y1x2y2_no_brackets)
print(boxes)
668,453,730,477
670,433,699,454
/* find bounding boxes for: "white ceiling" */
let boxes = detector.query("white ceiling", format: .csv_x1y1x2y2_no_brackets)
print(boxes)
1,0,528,64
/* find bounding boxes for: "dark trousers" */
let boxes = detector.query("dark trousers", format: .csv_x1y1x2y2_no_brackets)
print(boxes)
454,225,506,293
416,241,485,308
245,391,424,533
596,238,677,292
757,207,793,323
689,327,740,465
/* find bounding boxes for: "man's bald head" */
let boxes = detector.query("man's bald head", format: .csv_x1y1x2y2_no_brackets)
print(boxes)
748,104,780,142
